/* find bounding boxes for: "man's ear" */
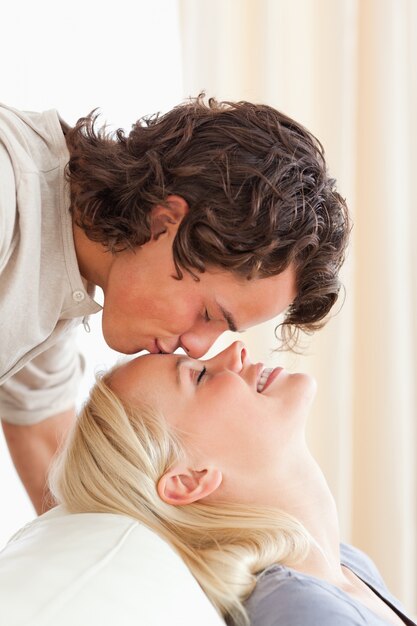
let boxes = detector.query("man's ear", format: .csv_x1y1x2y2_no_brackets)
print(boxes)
150,195,189,240
157,465,222,506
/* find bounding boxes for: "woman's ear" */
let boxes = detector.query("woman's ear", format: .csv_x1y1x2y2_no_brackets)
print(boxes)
150,195,189,240
157,466,222,506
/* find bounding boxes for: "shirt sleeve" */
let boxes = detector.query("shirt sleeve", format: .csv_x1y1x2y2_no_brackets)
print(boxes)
246,575,366,626
0,139,17,272
0,332,85,425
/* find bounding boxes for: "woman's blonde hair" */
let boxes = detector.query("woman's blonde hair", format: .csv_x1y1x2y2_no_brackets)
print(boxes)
50,375,311,625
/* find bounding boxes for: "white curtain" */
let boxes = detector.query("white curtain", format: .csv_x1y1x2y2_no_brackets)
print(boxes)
179,0,417,612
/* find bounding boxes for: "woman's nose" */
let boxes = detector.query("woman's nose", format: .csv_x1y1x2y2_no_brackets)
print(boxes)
209,341,248,372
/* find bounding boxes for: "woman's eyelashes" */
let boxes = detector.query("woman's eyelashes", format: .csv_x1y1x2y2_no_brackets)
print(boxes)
196,366,207,385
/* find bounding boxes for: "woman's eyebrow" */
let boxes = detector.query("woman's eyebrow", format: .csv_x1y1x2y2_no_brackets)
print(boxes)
175,356,189,387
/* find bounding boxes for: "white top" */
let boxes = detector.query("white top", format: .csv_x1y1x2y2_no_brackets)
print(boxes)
0,103,101,424
0,505,225,626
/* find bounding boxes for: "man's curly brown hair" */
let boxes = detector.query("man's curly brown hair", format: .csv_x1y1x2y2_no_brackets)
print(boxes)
63,95,350,347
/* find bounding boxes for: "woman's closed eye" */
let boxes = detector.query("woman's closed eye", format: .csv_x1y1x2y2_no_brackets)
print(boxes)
196,367,207,384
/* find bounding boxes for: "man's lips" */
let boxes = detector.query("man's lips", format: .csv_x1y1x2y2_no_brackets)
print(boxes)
148,339,161,354
149,339,171,354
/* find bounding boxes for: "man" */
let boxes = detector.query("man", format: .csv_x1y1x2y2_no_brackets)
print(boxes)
0,96,349,513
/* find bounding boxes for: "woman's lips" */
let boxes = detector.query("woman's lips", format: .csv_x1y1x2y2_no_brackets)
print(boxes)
261,367,283,393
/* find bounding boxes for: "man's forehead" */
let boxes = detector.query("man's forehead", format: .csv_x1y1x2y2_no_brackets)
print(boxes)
216,264,297,329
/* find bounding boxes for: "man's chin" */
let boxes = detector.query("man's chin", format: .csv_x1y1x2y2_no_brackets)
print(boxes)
101,329,146,355
108,342,144,355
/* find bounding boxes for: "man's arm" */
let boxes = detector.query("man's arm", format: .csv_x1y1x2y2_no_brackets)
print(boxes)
2,408,75,514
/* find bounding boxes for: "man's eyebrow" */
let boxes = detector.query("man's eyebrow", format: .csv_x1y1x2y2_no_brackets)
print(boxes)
218,304,239,333
175,355,189,387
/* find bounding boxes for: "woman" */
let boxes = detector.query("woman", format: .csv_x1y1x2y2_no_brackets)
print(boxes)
52,341,416,626
2,342,415,626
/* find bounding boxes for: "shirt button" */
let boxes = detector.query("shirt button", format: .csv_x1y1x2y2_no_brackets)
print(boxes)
73,290,86,302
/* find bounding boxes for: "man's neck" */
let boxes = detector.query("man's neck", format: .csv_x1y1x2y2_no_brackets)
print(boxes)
72,221,113,289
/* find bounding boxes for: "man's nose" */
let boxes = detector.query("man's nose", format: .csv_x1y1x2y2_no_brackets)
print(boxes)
179,327,225,359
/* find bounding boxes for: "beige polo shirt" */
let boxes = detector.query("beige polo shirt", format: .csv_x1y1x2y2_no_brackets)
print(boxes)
0,103,101,425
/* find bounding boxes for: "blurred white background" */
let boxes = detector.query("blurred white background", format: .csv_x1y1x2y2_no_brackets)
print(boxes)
0,0,184,545
1,0,416,615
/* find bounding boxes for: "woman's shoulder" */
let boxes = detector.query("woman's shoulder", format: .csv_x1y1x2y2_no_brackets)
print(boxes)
340,543,407,615
340,543,386,590
245,560,366,626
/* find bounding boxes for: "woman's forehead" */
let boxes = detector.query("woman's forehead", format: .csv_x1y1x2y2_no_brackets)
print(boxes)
108,353,177,399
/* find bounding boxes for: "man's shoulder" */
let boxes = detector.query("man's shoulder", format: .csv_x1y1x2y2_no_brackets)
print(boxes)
0,102,67,172
0,139,17,272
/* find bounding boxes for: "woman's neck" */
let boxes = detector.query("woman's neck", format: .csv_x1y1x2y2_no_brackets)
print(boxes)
273,446,347,585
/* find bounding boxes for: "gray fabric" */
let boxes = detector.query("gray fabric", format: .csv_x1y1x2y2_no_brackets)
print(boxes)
244,543,416,626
